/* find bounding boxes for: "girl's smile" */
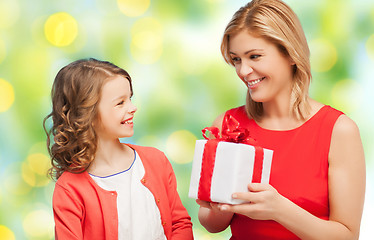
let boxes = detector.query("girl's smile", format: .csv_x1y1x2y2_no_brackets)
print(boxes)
121,117,134,125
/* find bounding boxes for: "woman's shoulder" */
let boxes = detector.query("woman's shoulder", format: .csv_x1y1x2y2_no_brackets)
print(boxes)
225,105,247,116
309,100,358,139
332,114,360,139
213,105,248,128
309,99,342,115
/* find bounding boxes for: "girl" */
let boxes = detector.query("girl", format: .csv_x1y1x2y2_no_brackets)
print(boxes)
44,58,193,240
197,0,366,239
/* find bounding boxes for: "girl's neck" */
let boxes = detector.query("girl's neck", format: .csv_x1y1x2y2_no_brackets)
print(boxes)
88,138,135,176
95,138,124,163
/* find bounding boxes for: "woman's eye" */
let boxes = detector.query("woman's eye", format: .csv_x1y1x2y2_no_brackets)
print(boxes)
250,54,261,60
117,100,124,106
231,57,241,63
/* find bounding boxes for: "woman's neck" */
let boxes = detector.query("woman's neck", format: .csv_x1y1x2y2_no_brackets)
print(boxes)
258,97,320,131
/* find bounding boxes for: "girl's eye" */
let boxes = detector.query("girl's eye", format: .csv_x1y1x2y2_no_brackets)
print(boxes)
117,100,124,106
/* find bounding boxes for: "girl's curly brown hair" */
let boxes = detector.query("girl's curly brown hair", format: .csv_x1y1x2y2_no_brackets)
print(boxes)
43,58,132,180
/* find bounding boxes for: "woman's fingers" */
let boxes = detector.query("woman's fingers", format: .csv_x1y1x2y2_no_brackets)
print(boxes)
231,183,274,202
247,183,269,192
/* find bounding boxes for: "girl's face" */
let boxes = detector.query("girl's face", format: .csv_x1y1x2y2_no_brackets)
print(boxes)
228,31,295,104
95,75,137,140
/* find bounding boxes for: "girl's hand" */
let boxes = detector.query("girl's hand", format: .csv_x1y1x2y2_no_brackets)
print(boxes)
196,199,221,213
219,183,285,221
197,199,234,233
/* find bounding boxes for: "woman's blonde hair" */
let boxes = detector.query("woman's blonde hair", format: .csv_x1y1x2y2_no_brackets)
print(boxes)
43,58,132,180
221,0,311,120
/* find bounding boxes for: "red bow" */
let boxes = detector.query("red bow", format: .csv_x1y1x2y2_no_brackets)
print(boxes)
202,114,257,145
198,114,264,202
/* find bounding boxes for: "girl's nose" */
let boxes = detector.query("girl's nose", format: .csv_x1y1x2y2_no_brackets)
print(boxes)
129,102,137,114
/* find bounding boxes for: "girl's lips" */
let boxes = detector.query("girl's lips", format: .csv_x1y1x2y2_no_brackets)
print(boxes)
121,117,133,124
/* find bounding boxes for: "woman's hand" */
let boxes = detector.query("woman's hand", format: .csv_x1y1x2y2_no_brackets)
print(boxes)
219,183,286,221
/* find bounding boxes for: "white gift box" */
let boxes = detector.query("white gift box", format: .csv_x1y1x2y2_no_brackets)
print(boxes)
189,139,273,204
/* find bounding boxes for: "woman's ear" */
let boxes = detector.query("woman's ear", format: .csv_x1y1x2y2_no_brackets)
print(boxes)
289,56,296,66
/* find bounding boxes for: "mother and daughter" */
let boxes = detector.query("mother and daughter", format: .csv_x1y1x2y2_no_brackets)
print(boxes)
44,0,365,239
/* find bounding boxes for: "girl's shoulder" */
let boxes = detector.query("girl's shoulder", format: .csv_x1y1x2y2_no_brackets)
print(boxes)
55,170,90,190
127,144,169,165
127,144,165,157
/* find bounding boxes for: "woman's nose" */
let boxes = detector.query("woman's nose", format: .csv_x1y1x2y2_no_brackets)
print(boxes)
239,62,254,79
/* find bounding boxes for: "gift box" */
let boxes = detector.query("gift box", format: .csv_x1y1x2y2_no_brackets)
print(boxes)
188,115,273,204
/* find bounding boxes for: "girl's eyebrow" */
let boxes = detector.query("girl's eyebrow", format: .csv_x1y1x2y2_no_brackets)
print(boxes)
112,95,127,102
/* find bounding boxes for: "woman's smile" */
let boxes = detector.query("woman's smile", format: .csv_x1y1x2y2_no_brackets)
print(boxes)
246,76,266,89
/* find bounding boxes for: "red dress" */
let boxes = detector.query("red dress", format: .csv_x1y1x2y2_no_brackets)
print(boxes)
225,105,343,240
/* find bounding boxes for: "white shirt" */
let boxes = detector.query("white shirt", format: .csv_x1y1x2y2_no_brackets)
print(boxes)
90,150,167,240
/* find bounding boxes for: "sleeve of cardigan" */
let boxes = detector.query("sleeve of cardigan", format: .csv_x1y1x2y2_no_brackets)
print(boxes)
53,183,84,240
164,156,194,240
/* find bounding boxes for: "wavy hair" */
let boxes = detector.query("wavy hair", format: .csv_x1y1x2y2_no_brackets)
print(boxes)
221,0,311,120
43,58,132,180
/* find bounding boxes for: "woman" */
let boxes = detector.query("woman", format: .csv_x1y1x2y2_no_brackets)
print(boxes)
197,0,366,239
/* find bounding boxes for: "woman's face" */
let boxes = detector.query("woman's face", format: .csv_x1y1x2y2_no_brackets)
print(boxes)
95,75,137,140
228,31,295,104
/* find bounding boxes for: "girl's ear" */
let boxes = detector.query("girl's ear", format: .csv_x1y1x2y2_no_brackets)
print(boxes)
92,115,99,128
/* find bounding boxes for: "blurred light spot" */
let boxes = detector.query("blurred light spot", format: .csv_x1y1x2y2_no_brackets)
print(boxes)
4,169,32,196
205,0,224,3
0,0,19,29
166,130,197,164
310,39,337,72
117,0,150,17
321,1,353,40
28,141,49,155
22,153,51,187
44,12,78,47
23,209,54,238
137,135,164,150
27,153,50,176
131,17,163,64
0,78,15,112
0,38,6,63
14,46,51,97
178,46,205,75
366,34,374,61
193,227,227,239
0,225,15,240
44,181,55,202
331,79,363,113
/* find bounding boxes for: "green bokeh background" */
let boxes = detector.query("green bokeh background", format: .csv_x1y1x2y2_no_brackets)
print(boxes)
0,0,373,239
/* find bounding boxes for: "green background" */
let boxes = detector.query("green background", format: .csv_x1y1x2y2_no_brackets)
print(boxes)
0,0,373,239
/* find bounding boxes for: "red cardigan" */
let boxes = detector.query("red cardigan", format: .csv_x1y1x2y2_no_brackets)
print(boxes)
53,144,193,240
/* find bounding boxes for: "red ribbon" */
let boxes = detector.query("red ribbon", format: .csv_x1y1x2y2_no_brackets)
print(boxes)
197,115,264,202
